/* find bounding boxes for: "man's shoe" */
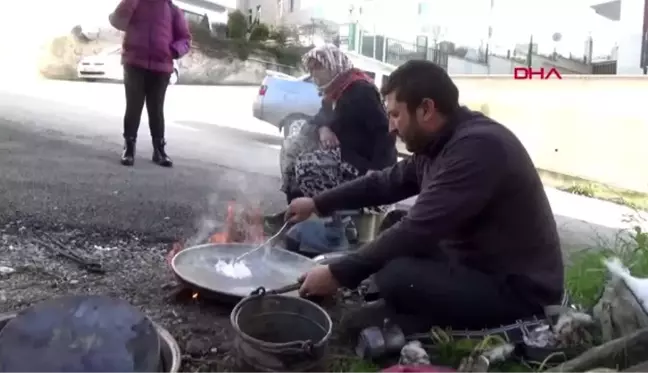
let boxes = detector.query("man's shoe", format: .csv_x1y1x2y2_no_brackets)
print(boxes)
152,138,173,167
120,138,136,166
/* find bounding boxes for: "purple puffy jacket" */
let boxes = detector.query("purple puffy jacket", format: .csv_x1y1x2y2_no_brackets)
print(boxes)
109,0,191,73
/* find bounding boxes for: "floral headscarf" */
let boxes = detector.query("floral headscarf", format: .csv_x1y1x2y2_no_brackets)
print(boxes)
302,44,373,102
302,44,353,82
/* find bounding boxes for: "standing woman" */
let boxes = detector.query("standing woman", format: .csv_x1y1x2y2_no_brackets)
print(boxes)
109,0,191,167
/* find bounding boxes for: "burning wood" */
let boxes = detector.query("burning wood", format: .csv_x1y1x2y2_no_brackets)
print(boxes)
207,201,264,244
167,201,265,265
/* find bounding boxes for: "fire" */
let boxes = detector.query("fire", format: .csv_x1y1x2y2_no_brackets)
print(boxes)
167,201,266,266
207,201,265,244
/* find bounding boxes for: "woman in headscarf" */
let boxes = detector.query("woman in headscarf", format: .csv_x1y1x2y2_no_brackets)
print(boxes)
267,44,397,233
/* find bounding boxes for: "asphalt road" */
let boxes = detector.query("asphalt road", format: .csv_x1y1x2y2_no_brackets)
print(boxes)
0,80,643,251
0,81,286,241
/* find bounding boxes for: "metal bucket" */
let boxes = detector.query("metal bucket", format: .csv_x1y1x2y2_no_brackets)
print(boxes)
0,312,181,372
230,289,332,372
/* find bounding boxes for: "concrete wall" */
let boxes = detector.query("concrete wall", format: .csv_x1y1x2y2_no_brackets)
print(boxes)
453,75,648,192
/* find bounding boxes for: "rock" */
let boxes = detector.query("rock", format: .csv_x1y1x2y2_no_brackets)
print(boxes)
547,328,648,372
593,265,648,343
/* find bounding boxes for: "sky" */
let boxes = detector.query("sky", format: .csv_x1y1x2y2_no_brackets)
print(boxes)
8,0,617,61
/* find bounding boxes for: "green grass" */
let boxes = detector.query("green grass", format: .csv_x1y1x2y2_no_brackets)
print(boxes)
538,169,648,211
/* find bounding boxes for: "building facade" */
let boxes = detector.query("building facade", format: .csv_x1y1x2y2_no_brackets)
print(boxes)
591,0,648,74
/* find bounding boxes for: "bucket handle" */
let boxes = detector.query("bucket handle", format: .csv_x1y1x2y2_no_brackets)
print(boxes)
256,339,316,356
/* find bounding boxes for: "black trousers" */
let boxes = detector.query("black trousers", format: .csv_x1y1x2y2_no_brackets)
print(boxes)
123,64,171,140
373,257,541,333
361,209,542,333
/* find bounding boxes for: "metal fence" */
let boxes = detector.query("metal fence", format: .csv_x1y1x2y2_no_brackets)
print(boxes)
356,31,489,70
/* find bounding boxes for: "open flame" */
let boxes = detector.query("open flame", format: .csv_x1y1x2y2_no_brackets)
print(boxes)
166,201,266,299
207,201,265,244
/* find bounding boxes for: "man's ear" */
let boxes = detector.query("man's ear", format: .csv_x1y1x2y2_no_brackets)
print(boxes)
420,98,436,121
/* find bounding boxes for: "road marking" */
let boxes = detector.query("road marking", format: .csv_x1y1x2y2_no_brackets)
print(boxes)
169,122,200,132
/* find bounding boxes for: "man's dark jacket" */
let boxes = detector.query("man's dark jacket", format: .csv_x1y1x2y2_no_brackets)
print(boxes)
314,107,564,308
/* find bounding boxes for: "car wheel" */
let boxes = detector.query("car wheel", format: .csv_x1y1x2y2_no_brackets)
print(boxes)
281,114,310,138
169,70,178,85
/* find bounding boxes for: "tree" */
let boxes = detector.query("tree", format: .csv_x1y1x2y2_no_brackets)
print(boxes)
249,23,270,41
430,25,446,46
227,10,248,39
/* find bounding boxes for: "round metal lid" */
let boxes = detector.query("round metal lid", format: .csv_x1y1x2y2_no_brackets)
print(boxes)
0,294,160,372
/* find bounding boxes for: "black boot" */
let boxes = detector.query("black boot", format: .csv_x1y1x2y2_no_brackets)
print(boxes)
120,137,136,166
152,138,173,167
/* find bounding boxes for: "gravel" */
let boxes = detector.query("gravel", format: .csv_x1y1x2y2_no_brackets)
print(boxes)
0,217,244,371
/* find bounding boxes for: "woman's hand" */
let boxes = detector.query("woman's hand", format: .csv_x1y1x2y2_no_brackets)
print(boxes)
318,126,339,149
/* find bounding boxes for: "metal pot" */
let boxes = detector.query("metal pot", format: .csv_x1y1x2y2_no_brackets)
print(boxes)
230,290,332,372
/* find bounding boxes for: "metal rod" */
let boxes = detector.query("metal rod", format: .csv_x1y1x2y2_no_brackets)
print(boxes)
233,221,290,262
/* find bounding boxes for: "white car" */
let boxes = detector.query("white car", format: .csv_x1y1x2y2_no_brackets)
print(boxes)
77,46,179,84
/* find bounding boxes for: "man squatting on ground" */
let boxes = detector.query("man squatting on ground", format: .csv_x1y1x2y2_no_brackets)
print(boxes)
287,60,565,334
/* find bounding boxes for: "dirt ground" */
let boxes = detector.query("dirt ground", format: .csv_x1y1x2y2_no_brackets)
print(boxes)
0,218,363,372
0,217,246,371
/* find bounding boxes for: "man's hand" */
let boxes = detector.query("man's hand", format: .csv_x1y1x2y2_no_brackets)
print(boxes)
318,126,339,149
298,265,340,297
285,197,317,223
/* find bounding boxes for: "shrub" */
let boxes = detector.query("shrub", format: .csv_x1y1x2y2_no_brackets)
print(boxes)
249,23,270,42
268,27,287,45
227,10,248,39
230,39,250,60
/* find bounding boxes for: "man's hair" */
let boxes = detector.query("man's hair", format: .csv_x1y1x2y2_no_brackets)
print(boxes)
381,60,460,115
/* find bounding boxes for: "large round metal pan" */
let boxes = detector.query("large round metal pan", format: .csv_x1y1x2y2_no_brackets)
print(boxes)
171,243,317,303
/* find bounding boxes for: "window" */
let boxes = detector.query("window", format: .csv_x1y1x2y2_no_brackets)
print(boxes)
290,0,294,12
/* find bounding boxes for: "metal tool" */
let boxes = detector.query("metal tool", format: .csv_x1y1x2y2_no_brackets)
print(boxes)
250,283,301,296
249,282,327,304
233,222,290,263
35,234,105,274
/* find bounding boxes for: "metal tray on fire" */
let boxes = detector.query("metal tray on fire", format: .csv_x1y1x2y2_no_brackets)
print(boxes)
171,243,317,300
